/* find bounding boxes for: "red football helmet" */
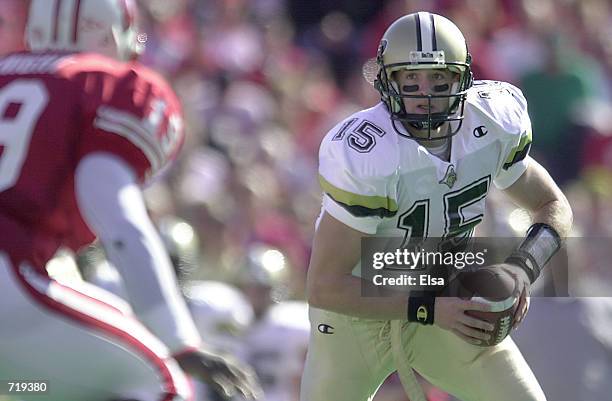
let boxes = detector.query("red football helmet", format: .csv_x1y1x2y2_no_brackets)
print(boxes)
26,0,144,61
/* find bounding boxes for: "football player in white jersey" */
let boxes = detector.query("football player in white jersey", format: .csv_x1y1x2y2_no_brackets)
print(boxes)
301,12,572,401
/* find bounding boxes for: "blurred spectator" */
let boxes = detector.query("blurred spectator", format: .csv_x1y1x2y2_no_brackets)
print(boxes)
519,34,591,184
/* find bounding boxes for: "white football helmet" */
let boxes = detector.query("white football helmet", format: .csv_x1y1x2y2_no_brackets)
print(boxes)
26,0,144,61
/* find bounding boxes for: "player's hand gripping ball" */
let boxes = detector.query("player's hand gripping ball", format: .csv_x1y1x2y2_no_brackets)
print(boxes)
445,267,519,346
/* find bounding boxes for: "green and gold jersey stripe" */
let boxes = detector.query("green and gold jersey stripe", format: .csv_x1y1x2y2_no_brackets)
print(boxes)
503,129,532,170
319,174,398,218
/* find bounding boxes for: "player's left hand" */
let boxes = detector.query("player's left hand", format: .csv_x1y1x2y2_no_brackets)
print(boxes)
499,263,531,329
175,347,263,400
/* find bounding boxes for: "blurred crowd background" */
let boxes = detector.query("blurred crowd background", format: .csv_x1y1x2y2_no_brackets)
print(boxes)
125,1,612,399
131,0,612,291
4,0,612,400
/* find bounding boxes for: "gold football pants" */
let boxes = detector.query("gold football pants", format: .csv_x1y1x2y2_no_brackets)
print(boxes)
300,306,546,401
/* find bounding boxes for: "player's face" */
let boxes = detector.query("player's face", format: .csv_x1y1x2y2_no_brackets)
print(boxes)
395,69,458,115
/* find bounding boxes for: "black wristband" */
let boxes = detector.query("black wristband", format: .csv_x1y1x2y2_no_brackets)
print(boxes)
407,292,435,325
505,223,562,283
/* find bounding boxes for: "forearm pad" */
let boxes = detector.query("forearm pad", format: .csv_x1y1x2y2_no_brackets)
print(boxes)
505,223,562,283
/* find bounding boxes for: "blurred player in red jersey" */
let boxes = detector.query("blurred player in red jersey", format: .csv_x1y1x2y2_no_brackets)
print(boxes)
0,1,261,400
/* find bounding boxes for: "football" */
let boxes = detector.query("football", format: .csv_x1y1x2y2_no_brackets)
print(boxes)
445,267,519,346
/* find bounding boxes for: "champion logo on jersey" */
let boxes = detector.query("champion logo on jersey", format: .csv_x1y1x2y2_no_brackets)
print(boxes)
317,324,335,334
473,125,488,138
439,164,457,188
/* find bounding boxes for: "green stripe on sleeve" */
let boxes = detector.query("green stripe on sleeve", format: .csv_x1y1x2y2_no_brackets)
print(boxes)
319,174,398,218
503,129,532,170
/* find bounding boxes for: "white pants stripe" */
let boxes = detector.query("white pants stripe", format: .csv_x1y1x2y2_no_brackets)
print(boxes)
0,252,192,401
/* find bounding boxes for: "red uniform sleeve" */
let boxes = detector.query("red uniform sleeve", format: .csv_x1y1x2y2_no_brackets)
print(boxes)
59,54,185,183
